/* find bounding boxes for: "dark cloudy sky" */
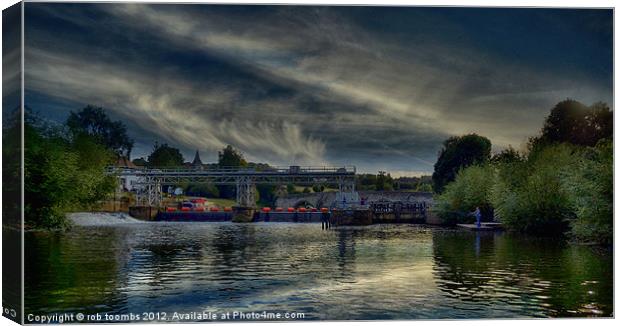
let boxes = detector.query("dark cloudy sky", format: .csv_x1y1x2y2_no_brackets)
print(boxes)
22,3,612,175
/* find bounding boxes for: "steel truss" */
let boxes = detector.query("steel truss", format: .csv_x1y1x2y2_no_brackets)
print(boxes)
108,166,356,207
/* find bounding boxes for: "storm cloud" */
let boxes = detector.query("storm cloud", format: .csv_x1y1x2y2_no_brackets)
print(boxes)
23,3,612,175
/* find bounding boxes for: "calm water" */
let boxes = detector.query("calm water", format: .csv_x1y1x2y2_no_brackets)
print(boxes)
24,223,613,320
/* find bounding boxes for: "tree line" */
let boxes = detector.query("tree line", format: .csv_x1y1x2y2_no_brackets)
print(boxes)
432,99,613,244
2,106,132,228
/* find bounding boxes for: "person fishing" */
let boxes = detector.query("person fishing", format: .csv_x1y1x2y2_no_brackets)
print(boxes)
474,206,482,228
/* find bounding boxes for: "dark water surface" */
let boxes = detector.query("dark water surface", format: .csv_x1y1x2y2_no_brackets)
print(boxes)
24,223,613,320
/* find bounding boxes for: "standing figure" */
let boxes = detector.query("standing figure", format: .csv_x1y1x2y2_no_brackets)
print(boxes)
474,207,482,228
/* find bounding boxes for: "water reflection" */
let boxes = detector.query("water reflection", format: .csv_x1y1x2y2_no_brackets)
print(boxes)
432,231,613,317
25,224,612,320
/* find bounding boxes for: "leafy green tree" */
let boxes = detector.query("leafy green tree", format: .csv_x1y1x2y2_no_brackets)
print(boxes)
432,134,492,193
286,183,297,194
375,171,394,191
491,144,577,235
24,111,116,228
491,146,523,164
216,145,247,198
537,99,612,147
356,174,377,190
564,140,613,244
434,164,495,225
66,105,134,157
132,157,148,166
416,183,433,192
218,145,247,167
147,142,184,167
2,108,22,226
185,183,220,198
256,184,278,206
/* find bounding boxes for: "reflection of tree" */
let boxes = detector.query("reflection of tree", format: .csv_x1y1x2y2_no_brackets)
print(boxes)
25,228,127,315
432,231,497,301
431,231,613,316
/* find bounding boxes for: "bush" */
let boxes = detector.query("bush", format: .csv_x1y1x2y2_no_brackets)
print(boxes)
564,140,613,244
491,144,577,235
434,164,495,225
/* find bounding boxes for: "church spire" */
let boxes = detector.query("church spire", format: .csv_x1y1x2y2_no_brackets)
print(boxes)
192,150,203,167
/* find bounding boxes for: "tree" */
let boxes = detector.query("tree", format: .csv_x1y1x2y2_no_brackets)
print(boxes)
23,111,117,228
147,142,184,167
356,174,378,190
185,183,220,198
286,183,297,194
432,134,491,193
375,171,394,191
66,105,134,157
434,164,495,225
216,145,248,199
491,144,577,235
491,146,523,164
132,157,148,166
538,99,612,147
564,140,613,244
218,145,247,167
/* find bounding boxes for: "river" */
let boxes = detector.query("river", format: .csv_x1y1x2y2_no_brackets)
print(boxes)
24,223,612,320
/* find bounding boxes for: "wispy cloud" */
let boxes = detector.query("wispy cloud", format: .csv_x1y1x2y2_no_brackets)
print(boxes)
24,3,612,173
25,47,327,165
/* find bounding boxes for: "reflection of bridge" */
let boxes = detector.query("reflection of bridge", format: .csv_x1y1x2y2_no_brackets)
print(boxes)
107,166,356,207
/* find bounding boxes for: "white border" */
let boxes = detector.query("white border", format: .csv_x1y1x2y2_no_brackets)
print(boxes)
0,2,617,326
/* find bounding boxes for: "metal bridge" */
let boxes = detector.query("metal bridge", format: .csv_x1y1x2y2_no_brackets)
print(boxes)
106,165,357,207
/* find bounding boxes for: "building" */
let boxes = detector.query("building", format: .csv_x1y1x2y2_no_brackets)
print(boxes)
113,156,140,191
191,150,204,170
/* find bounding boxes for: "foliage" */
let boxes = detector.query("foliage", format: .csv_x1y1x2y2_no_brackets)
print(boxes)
2,108,23,226
218,145,248,167
147,142,184,167
24,111,117,228
185,183,220,198
132,157,148,166
357,173,408,191
563,140,613,244
434,164,495,225
356,174,377,190
491,146,523,164
416,183,433,192
392,175,433,191
375,171,394,191
286,183,298,194
217,145,247,198
537,99,612,147
431,99,612,243
490,144,577,235
432,134,491,193
66,105,134,157
256,184,278,206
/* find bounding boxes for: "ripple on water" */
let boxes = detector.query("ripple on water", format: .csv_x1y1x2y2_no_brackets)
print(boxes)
23,223,613,319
